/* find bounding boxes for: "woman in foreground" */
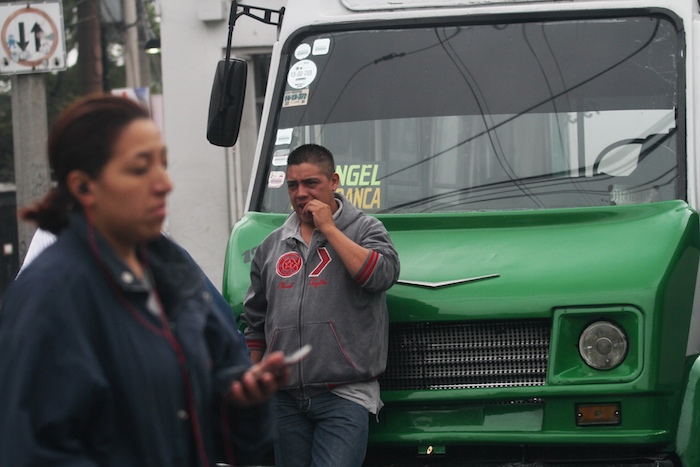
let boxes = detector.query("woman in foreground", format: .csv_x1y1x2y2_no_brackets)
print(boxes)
0,94,288,466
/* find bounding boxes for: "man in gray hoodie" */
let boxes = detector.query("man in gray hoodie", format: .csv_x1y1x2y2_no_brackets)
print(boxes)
241,143,400,467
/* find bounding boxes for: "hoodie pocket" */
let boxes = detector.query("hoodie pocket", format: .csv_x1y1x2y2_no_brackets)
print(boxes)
270,321,363,386
300,321,363,385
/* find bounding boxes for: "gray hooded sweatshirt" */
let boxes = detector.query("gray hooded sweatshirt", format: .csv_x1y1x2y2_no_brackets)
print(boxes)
242,193,400,397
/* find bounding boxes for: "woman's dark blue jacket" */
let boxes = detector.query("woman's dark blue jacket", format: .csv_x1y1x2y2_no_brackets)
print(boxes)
0,213,272,466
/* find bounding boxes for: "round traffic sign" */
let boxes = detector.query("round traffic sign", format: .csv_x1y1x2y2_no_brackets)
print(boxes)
1,5,61,70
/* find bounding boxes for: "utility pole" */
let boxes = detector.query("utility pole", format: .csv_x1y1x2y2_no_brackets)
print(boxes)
123,0,141,88
76,0,103,94
1,0,66,264
11,74,50,262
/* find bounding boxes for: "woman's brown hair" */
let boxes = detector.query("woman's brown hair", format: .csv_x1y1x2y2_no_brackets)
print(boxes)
20,94,151,234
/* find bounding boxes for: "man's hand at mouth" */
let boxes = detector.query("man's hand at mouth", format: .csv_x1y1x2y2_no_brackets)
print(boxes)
302,199,335,232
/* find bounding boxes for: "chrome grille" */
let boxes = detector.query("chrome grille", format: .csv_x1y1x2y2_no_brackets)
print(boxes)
380,320,551,390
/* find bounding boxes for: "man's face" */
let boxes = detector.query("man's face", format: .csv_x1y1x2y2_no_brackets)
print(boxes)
286,162,339,226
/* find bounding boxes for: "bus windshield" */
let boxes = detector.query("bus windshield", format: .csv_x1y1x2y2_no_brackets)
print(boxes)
260,14,681,214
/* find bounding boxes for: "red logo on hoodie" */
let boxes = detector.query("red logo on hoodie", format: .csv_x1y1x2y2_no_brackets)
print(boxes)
277,252,303,278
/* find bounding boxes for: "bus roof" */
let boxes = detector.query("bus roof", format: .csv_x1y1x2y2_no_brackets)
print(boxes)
342,0,601,10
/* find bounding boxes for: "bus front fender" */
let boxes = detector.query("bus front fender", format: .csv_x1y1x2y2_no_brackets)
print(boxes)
676,355,700,466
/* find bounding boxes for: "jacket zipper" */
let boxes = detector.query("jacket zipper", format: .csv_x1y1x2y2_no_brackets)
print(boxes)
296,241,308,399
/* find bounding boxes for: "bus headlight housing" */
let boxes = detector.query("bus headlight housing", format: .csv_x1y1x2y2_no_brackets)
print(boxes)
578,321,628,370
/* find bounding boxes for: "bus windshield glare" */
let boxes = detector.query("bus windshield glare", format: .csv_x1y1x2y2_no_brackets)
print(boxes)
260,15,680,214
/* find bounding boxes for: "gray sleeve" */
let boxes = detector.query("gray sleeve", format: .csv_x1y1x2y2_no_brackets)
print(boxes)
353,218,400,292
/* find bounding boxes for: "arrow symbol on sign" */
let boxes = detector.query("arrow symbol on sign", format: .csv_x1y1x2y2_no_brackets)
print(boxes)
31,23,44,52
17,23,29,51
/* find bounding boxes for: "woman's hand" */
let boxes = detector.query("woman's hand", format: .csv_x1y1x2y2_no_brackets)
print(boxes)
229,351,289,407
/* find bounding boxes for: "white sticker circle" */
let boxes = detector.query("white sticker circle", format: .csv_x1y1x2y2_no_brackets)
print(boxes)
294,43,311,60
287,60,317,89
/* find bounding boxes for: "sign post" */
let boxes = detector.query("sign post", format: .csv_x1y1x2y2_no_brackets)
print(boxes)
1,0,66,265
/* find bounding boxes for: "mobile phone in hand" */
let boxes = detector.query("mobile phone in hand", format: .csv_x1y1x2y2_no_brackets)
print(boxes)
284,344,312,365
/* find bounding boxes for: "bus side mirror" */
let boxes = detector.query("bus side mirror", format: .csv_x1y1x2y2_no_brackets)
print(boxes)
207,59,248,147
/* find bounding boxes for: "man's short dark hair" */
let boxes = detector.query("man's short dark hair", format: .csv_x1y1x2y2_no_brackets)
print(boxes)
287,144,335,178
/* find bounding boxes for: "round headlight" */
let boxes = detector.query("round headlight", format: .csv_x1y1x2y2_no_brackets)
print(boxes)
578,321,628,370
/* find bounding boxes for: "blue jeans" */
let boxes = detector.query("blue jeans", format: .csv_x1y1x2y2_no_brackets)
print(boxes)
273,391,369,467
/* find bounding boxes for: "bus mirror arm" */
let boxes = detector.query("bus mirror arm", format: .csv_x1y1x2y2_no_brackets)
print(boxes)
206,2,285,147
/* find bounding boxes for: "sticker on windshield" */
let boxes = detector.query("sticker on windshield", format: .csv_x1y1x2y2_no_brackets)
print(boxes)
272,149,289,166
312,38,330,56
268,171,286,189
294,43,311,60
283,88,309,108
335,163,382,210
275,128,294,145
287,60,317,89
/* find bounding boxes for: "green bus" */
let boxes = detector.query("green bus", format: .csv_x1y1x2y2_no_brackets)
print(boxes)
207,0,700,464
